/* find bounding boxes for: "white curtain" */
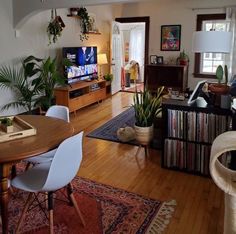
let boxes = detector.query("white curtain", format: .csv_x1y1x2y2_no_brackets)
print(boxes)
226,7,236,81
129,27,145,81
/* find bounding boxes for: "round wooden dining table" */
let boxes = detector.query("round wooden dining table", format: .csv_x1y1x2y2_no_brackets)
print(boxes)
0,115,74,234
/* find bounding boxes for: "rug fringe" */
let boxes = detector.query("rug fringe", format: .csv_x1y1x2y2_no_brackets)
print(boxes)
146,200,177,234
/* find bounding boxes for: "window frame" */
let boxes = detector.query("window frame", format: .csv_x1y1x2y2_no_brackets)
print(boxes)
193,13,226,79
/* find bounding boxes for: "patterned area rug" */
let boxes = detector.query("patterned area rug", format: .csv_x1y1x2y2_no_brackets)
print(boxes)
6,177,176,233
87,107,138,145
87,108,162,148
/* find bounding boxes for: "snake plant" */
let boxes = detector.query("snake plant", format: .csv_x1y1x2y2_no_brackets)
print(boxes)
132,86,164,127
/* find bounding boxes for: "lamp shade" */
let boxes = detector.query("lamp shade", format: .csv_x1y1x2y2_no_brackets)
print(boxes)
97,53,108,65
192,31,232,53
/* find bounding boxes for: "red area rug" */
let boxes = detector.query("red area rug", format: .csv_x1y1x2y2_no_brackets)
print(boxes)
6,177,176,233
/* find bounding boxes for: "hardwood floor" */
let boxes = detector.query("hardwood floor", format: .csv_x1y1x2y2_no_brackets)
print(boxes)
71,92,224,234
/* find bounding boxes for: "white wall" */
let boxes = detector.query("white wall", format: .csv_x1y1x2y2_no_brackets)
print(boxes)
0,2,114,115
1,0,236,114
115,0,236,89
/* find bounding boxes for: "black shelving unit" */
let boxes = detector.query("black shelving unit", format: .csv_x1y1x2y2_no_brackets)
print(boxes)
162,98,233,176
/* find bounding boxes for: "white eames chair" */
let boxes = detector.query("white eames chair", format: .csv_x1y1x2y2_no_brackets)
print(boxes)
25,105,70,165
11,131,85,234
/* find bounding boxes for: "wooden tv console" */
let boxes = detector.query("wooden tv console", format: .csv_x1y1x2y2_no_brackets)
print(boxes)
54,79,110,113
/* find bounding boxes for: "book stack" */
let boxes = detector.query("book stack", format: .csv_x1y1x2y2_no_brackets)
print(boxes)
164,109,232,176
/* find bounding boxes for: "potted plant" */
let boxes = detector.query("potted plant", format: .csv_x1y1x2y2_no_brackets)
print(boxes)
132,86,164,145
70,8,79,16
47,9,65,45
25,56,70,111
208,65,229,94
0,117,13,133
77,7,90,41
177,50,189,65
0,56,43,114
104,73,113,82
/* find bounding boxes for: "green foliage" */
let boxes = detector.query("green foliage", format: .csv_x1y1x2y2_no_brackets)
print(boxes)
104,73,113,82
0,117,13,126
216,65,224,83
26,56,69,111
47,10,65,45
179,50,189,61
0,55,71,113
132,86,164,127
77,7,90,41
0,58,42,113
224,65,228,84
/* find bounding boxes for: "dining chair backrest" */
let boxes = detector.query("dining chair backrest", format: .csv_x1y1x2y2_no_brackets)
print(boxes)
41,131,83,191
46,105,70,123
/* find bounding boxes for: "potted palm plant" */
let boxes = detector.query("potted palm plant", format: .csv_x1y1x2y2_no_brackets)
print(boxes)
132,86,164,145
0,56,42,114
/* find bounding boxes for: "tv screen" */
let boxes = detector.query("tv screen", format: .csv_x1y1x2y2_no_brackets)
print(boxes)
63,46,98,84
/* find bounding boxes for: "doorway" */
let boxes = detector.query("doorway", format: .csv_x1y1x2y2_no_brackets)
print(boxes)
115,17,150,93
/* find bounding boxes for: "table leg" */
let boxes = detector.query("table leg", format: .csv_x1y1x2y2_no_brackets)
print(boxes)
0,164,10,234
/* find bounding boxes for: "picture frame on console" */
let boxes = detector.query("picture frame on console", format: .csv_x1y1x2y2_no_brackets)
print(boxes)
156,56,164,64
150,55,158,64
161,25,181,51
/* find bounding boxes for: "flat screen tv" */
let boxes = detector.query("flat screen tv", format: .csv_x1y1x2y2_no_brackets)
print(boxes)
63,46,98,84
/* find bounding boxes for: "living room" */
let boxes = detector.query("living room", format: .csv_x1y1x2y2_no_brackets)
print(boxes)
1,0,236,233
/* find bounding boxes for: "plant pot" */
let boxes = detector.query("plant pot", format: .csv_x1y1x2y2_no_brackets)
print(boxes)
1,124,13,133
179,60,188,66
208,84,230,95
134,124,154,145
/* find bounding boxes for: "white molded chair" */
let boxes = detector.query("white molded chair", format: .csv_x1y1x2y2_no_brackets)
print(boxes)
11,131,85,234
25,105,70,164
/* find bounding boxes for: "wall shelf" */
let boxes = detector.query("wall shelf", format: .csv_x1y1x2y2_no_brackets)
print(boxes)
67,14,101,34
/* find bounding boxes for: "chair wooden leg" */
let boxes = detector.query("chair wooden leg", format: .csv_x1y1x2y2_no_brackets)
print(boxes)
16,193,33,234
48,192,54,234
25,162,33,171
49,210,54,234
67,183,85,227
70,193,85,227
11,165,17,179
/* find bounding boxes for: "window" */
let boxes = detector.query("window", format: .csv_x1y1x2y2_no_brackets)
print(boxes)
194,14,229,79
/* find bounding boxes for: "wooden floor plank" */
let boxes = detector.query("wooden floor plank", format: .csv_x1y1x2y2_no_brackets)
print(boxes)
71,92,224,234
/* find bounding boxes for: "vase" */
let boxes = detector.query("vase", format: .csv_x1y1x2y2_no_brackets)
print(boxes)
134,124,154,145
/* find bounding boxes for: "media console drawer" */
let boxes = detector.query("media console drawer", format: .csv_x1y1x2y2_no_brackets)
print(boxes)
54,80,109,113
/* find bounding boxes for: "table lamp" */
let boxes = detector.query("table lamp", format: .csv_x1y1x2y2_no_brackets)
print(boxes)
97,53,108,79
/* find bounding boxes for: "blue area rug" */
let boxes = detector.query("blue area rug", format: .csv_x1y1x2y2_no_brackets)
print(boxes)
87,107,138,145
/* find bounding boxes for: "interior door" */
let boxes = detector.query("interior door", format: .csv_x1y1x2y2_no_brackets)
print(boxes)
111,21,122,95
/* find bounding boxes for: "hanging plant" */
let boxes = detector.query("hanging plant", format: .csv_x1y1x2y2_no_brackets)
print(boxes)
77,7,90,41
47,9,65,45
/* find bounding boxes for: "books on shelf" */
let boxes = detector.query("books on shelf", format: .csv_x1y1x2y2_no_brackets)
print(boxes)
164,139,211,175
164,108,232,176
167,110,231,144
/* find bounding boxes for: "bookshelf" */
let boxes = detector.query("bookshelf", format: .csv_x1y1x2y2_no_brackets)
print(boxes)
162,98,233,176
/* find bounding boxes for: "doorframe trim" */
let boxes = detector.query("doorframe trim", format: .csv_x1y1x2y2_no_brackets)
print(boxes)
115,16,150,85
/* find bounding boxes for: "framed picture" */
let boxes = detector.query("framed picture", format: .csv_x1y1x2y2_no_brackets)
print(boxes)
161,25,181,51
157,56,164,64
150,55,157,64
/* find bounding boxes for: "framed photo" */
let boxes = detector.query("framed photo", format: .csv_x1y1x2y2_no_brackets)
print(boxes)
150,55,158,64
157,56,164,64
161,25,181,51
